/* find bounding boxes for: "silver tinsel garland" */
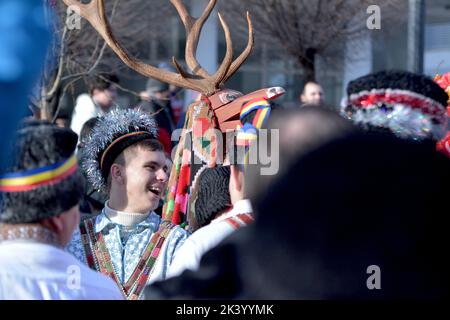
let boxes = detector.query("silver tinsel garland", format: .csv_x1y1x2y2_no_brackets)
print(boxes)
81,108,158,191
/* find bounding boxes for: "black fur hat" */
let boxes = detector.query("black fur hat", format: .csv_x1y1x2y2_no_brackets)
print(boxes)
0,120,83,223
194,165,232,228
342,70,448,140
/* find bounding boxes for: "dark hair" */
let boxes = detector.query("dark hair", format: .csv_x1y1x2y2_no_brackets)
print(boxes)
78,117,100,150
245,106,355,206
194,166,232,228
113,139,164,166
88,73,119,95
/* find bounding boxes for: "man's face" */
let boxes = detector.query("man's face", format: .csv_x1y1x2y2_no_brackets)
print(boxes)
122,147,168,213
93,84,117,110
301,83,324,105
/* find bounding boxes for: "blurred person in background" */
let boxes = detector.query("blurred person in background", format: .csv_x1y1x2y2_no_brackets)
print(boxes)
299,81,324,106
70,73,119,138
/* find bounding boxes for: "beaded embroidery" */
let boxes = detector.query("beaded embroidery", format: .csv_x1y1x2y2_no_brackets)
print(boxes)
80,217,175,299
0,223,60,247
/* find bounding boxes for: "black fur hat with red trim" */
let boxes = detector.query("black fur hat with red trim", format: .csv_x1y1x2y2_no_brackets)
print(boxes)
342,70,448,140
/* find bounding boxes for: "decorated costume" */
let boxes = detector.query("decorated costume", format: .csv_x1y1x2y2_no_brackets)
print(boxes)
166,81,278,277
61,0,284,229
66,109,188,300
0,120,122,299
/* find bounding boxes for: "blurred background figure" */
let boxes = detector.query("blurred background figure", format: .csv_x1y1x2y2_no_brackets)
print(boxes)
159,62,184,125
70,73,119,138
139,77,175,156
0,0,50,169
299,81,324,106
138,62,185,155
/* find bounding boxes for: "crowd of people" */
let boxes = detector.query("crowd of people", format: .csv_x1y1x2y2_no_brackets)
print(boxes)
1,1,450,301
1,67,449,300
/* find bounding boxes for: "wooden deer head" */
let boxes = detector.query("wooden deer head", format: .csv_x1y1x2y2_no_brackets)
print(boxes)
61,0,285,226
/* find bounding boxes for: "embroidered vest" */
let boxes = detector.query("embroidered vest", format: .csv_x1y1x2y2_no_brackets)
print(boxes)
79,217,176,300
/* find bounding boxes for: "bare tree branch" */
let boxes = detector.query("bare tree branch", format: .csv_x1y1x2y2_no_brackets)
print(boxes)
36,0,178,120
220,0,405,82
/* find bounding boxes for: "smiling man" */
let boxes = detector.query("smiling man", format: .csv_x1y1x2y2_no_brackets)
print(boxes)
66,108,188,300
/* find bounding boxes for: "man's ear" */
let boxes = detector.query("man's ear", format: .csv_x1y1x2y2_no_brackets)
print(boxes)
230,165,243,192
300,93,305,103
110,163,124,185
41,215,64,234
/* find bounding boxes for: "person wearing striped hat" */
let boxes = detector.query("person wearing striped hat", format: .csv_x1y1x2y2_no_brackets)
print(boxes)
66,108,188,300
0,120,122,299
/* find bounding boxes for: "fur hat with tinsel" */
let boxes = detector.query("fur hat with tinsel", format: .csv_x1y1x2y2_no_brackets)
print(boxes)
341,70,448,140
81,108,158,192
0,119,83,223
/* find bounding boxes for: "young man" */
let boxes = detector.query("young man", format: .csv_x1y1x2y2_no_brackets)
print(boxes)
67,108,188,300
70,74,119,137
0,120,122,299
164,95,279,278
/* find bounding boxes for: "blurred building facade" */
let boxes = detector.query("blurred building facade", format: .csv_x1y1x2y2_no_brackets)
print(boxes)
85,0,450,111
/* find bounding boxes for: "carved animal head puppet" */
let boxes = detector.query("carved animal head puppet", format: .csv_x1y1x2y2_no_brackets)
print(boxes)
62,0,285,226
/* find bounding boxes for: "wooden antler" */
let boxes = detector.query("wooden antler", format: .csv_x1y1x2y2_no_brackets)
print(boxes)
170,0,216,79
222,12,254,85
62,0,253,96
170,0,254,89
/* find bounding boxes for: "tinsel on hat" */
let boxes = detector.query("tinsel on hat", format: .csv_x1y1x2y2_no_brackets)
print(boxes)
81,108,158,192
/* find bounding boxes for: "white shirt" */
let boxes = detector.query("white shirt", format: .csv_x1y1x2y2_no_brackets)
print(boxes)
167,199,253,278
70,94,105,138
0,241,123,300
